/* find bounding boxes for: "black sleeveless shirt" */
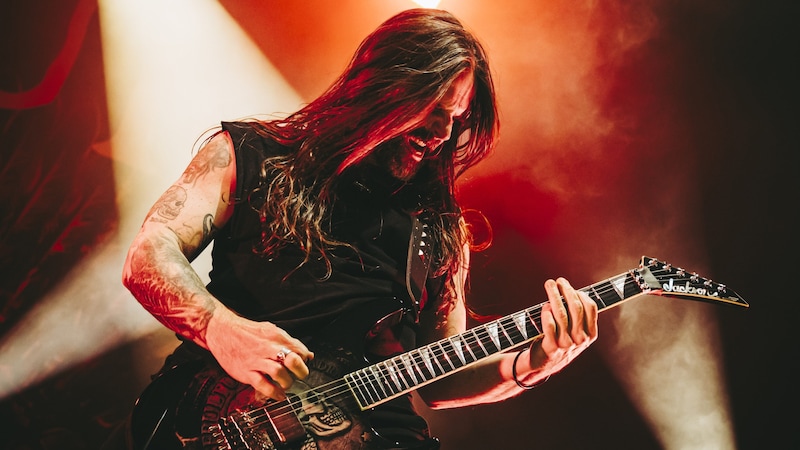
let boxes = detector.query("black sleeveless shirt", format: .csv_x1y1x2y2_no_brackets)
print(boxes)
207,122,429,340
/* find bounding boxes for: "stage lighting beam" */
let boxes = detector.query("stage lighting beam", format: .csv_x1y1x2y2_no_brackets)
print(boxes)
0,0,303,400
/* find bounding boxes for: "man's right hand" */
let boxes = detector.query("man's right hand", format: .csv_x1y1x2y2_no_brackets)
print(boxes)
205,306,314,400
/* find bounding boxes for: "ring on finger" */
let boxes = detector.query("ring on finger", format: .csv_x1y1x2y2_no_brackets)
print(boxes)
275,347,292,365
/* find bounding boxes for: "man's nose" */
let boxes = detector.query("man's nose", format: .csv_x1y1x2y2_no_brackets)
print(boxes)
428,112,454,141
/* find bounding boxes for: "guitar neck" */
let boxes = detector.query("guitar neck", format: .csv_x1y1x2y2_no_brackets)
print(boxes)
343,256,747,410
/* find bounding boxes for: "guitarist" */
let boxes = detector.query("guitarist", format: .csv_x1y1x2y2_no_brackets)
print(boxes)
117,8,598,449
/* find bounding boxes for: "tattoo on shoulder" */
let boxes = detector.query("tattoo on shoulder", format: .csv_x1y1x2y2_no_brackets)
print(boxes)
183,138,232,185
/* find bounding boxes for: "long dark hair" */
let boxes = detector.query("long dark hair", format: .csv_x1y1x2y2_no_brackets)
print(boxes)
248,9,498,302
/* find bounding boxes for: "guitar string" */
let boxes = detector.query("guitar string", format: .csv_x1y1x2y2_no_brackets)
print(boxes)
231,267,700,434
233,271,656,432
233,271,658,432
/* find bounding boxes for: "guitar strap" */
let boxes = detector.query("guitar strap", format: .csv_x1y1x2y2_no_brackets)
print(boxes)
405,215,431,322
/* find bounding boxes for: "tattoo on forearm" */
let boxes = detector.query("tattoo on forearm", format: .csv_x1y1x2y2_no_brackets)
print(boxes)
125,235,216,344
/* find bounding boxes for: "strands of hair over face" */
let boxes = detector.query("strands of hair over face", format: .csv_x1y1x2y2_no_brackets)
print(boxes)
244,9,499,299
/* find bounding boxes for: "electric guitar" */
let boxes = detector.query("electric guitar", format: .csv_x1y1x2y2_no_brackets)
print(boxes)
130,256,748,449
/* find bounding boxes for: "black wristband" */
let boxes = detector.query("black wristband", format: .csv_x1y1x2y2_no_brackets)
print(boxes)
512,349,551,390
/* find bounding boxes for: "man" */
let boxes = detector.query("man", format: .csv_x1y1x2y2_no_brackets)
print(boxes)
122,8,598,449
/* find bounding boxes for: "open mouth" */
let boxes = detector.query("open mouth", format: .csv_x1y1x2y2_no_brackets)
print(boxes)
406,135,427,161
406,132,442,161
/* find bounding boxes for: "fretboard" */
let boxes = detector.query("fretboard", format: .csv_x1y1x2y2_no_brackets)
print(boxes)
343,269,646,410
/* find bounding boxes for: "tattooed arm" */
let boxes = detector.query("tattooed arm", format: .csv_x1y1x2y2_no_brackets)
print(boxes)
122,131,312,400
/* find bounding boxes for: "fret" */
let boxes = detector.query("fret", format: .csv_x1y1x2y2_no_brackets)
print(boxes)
512,311,528,340
621,272,643,301
428,343,446,375
398,354,419,386
479,326,495,353
386,359,411,391
498,316,517,346
372,362,391,395
368,367,384,402
366,368,382,401
583,272,643,311
418,346,438,378
359,368,380,405
349,370,375,406
437,341,455,370
384,360,404,391
486,322,501,350
499,315,524,346
385,366,402,396
609,274,626,299
588,286,606,308
370,365,394,398
471,328,489,357
439,340,463,370
410,350,432,380
462,334,478,361
345,372,365,407
527,308,542,335
449,336,467,365
394,355,417,388
595,280,624,309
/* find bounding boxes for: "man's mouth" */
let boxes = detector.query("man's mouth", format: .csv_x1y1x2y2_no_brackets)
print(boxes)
406,134,440,161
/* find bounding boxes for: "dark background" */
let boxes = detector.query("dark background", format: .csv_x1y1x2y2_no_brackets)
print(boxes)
1,0,796,448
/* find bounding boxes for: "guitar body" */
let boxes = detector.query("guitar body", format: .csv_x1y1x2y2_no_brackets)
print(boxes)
131,298,440,450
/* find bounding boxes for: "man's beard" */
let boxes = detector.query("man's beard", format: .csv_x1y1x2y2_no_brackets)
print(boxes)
371,135,427,182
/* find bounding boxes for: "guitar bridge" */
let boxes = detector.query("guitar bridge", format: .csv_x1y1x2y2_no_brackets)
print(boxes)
204,398,309,450
206,412,279,450
205,423,233,449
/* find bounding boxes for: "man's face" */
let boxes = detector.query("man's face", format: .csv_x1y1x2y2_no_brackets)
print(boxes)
373,70,475,181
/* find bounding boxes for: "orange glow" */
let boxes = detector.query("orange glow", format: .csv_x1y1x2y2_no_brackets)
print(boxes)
413,0,442,9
